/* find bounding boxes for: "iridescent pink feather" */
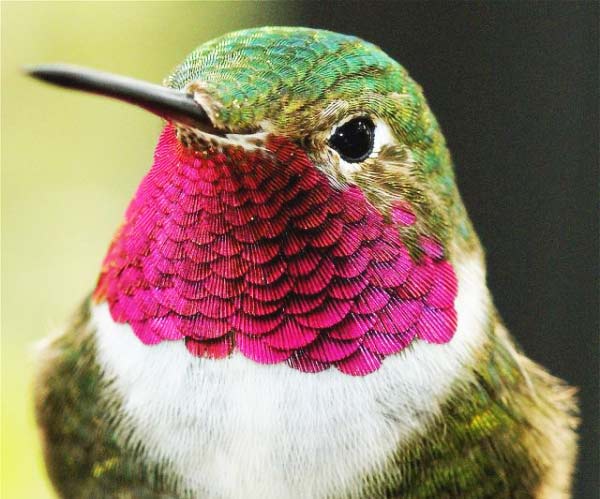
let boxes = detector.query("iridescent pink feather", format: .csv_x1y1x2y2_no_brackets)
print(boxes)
94,125,458,376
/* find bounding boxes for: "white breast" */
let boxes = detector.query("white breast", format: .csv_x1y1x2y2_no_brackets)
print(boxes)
92,256,488,499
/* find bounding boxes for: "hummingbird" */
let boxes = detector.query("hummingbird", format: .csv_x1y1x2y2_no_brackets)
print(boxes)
31,27,578,499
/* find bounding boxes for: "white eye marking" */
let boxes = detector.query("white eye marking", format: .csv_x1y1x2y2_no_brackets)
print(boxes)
370,119,396,157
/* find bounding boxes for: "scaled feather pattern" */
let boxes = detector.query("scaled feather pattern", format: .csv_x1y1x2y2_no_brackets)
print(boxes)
94,125,458,375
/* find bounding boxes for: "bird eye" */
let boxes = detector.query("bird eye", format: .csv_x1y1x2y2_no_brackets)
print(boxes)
328,117,375,163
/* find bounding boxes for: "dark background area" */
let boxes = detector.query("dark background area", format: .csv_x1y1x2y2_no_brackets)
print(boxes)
291,2,598,497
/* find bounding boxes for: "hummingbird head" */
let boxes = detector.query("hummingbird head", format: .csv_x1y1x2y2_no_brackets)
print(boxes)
30,27,480,375
165,27,472,244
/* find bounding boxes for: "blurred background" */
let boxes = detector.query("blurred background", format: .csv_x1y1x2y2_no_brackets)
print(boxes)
2,2,597,497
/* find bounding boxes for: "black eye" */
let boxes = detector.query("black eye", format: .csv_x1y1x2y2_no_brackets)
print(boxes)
328,117,375,163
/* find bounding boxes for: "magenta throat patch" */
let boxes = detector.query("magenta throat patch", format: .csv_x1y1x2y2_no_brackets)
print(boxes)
94,125,458,376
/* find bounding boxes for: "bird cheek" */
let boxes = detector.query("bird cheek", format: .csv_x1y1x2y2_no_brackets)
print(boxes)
337,157,363,180
176,125,221,152
306,147,351,190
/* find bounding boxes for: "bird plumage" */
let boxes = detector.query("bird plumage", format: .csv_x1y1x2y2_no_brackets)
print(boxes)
33,27,577,498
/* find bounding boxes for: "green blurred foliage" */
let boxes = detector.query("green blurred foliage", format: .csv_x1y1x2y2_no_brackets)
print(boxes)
1,2,299,496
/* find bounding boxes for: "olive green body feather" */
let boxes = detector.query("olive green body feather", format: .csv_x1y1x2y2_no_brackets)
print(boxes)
35,301,190,499
354,318,577,498
36,300,577,498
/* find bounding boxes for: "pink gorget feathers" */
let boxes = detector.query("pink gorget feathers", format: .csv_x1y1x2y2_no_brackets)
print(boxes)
94,125,458,375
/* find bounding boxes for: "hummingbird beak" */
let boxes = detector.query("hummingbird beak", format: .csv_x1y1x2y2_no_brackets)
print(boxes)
26,64,220,133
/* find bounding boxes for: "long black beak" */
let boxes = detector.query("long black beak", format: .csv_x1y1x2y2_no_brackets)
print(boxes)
26,64,216,131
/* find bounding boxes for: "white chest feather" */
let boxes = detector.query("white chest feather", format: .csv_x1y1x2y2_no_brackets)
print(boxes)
92,257,488,499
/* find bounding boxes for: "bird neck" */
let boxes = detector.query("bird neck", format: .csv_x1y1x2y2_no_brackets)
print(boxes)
94,124,459,376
